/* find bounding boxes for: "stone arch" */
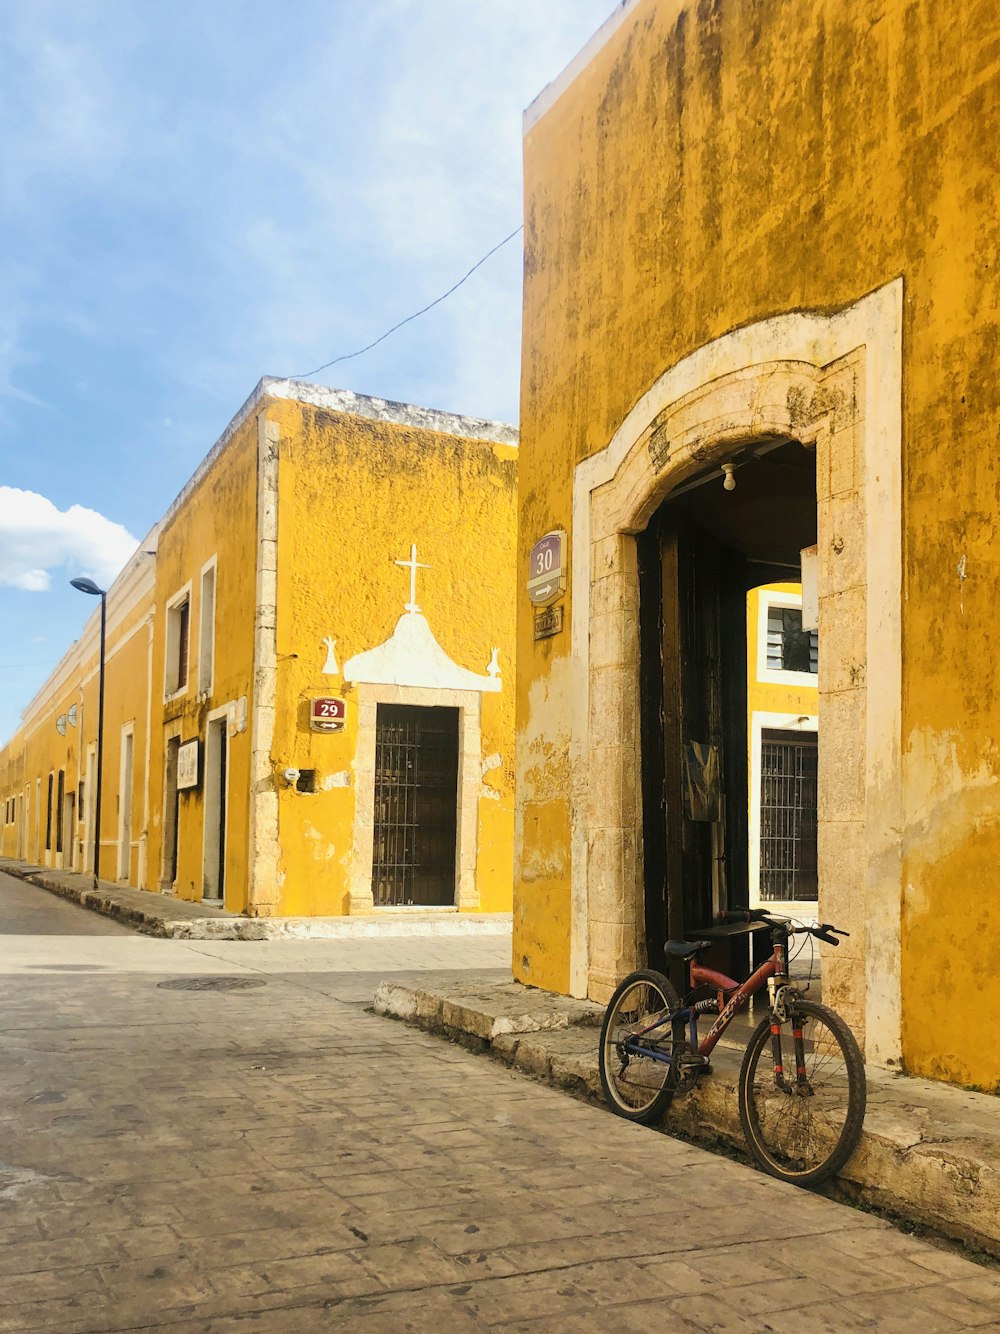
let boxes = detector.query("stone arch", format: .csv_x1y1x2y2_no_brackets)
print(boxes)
568,283,902,1065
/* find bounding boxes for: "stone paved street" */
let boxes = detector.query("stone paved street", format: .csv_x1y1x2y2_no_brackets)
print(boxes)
2,871,999,1332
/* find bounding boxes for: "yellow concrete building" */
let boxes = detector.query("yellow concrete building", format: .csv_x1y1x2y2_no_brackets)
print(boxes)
513,0,1000,1090
1,380,517,921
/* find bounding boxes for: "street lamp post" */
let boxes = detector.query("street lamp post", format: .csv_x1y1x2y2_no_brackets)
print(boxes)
70,578,107,888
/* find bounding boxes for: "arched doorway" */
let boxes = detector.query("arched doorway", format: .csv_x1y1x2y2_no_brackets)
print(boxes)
568,284,903,1063
637,441,816,986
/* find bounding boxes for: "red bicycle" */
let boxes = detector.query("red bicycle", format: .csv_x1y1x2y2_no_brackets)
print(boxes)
598,909,866,1186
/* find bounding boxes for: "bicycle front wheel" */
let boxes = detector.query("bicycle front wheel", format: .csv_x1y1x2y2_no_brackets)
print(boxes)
599,969,680,1124
738,998,866,1187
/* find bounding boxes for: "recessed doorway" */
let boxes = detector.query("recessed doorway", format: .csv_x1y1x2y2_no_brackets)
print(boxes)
371,704,459,907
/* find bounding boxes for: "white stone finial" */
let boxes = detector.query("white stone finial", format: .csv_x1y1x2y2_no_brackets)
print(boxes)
322,636,339,675
394,543,431,613
486,647,501,678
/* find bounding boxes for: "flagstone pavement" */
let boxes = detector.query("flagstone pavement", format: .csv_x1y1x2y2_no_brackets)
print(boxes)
2,869,998,1332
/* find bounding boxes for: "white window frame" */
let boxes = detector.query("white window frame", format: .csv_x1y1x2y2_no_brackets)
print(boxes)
160,724,183,892
197,555,217,698
118,722,135,881
748,710,819,919
164,580,193,701
756,589,818,688
202,703,231,902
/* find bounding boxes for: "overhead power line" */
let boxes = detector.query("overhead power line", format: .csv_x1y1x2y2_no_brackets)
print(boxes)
290,224,524,380
0,658,59,670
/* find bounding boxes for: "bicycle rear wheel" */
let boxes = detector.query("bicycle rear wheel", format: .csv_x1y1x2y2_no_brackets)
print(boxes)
598,969,680,1124
738,997,866,1187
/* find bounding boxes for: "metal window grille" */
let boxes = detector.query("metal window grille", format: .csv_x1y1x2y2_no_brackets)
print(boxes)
766,606,818,674
759,729,818,902
372,705,459,907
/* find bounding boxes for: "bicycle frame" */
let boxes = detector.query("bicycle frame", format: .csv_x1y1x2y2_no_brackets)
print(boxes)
624,930,789,1064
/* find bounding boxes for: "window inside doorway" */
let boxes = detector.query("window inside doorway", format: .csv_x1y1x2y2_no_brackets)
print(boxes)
766,605,818,674
757,590,819,686
759,728,818,902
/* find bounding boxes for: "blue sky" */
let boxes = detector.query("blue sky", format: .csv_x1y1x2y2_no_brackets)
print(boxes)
0,0,613,743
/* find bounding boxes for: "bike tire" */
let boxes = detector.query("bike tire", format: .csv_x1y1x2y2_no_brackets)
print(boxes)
738,997,866,1187
598,969,680,1124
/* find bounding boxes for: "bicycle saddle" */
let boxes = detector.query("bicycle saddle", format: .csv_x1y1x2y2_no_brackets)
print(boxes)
664,939,712,961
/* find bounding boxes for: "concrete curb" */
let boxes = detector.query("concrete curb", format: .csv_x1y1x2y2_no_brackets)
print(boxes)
373,977,1000,1260
0,859,512,940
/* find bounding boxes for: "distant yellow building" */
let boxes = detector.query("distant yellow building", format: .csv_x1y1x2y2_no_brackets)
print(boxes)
1,380,517,920
512,0,1000,1092
746,584,818,920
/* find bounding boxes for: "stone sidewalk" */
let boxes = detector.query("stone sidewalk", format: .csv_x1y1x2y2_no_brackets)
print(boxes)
0,858,511,940
373,974,1000,1262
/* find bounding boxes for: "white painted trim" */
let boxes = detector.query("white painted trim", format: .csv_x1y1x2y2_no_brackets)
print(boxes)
755,589,818,689
203,704,231,902
139,620,153,888
748,711,819,913
160,723,183,892
82,743,97,879
247,413,281,915
260,378,517,447
344,611,501,693
117,723,135,881
197,554,218,698
523,0,647,132
569,281,903,1060
348,686,481,915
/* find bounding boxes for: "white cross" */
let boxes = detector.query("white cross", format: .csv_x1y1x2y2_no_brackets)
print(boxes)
395,543,430,613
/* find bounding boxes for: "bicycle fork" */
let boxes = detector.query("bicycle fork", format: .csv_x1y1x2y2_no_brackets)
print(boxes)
768,980,812,1097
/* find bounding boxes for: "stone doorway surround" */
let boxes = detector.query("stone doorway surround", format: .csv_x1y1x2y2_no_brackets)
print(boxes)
569,281,903,1066
348,685,482,915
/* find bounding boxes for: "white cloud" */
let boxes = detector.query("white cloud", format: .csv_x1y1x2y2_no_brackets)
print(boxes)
0,487,138,592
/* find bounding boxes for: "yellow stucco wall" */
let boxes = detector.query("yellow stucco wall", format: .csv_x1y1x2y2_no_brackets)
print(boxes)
0,560,154,884
267,396,517,917
146,415,259,910
516,0,1000,1086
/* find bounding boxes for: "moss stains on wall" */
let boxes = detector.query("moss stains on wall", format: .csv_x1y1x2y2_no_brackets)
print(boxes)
517,0,1000,1085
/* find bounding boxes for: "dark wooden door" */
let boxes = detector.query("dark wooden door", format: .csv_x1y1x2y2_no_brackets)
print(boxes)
638,510,753,982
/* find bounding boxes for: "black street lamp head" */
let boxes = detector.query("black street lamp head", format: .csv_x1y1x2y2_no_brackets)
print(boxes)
70,577,105,596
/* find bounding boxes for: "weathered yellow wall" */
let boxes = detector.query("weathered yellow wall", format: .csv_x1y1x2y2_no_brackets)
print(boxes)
268,396,517,916
0,563,154,884
147,415,259,909
517,0,1000,1086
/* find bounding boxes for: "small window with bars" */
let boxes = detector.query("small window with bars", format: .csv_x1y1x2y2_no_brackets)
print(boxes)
759,728,818,902
765,605,818,675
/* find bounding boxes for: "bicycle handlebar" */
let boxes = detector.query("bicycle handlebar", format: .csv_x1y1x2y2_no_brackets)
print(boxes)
716,909,849,946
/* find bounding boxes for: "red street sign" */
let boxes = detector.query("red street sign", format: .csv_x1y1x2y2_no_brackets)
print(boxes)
310,697,346,732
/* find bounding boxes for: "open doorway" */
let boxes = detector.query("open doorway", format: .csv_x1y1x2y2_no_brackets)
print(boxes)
637,441,817,983
203,714,228,902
